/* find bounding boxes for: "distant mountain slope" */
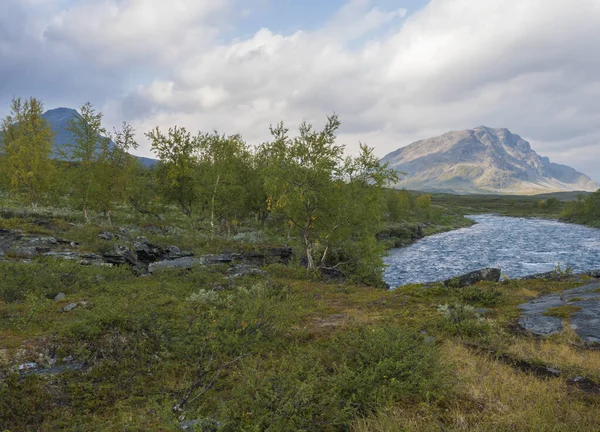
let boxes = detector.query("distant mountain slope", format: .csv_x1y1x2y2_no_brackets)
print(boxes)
42,108,157,168
381,126,599,194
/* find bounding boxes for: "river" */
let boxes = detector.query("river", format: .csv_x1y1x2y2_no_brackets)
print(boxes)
383,215,600,288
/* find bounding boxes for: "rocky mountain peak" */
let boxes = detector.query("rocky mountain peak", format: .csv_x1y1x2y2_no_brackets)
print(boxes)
381,127,599,194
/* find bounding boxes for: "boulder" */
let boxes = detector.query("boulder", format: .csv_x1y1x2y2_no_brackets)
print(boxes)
585,269,600,278
103,245,140,268
134,237,165,262
148,257,204,272
134,238,193,263
444,268,501,288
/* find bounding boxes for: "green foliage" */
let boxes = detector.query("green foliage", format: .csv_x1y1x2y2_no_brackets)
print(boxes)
538,197,560,210
261,115,397,282
0,97,55,207
91,122,140,224
63,102,111,220
437,303,491,340
0,259,128,303
457,285,503,306
219,324,449,430
195,132,259,231
561,190,600,227
147,125,202,217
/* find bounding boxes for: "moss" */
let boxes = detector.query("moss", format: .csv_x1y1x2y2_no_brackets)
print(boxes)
543,305,583,319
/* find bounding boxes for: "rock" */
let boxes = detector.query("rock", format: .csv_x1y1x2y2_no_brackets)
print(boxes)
103,245,141,268
228,264,268,279
148,257,204,272
443,268,501,288
62,302,79,312
134,238,193,263
517,315,563,336
98,232,114,241
585,269,600,278
62,301,89,312
518,281,600,343
165,245,193,260
179,420,200,431
17,362,39,372
134,237,165,262
54,293,66,301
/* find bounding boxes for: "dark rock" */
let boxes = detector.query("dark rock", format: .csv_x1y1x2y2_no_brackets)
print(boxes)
134,237,165,262
134,238,193,263
585,269,600,278
103,245,141,268
165,245,194,260
567,376,600,395
98,232,114,241
443,268,501,288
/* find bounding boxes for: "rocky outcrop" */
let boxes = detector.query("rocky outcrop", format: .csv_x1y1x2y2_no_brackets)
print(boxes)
443,268,502,288
518,281,600,343
1,228,292,276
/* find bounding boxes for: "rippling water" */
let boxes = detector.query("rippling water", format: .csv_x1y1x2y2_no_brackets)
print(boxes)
383,215,600,288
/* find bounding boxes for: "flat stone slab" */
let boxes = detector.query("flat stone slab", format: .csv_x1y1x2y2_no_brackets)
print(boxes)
518,315,564,336
518,281,600,342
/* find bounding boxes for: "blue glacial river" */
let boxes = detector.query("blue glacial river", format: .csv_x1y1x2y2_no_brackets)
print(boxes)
383,215,600,288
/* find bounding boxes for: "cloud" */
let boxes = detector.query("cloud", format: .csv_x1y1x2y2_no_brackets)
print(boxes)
1,0,599,181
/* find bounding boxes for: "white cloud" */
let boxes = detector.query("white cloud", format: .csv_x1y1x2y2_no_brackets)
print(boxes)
1,0,599,180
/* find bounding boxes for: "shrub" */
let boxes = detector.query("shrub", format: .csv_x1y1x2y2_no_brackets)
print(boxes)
437,303,490,340
458,286,503,306
217,324,450,430
0,259,129,303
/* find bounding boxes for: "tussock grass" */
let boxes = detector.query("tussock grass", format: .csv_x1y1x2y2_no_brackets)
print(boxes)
354,342,600,432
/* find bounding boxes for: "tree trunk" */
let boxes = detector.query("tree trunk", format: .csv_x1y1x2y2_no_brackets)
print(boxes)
210,173,220,231
304,216,313,271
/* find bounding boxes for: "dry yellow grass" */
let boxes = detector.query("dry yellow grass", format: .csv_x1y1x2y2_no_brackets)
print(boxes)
506,334,600,382
353,341,600,432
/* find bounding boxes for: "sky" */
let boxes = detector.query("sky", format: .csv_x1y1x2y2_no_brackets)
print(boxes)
1,0,599,181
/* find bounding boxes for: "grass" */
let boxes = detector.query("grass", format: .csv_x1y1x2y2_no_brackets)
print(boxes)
544,305,583,319
1,198,600,430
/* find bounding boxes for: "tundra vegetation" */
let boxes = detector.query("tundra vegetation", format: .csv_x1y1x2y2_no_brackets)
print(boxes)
1,97,600,431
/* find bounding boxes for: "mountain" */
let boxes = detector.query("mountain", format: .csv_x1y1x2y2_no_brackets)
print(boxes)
381,126,599,194
42,107,157,168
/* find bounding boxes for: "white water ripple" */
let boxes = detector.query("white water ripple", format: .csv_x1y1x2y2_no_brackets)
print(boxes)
383,215,600,288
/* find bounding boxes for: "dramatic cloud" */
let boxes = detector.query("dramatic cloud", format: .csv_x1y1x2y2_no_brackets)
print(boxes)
1,0,599,180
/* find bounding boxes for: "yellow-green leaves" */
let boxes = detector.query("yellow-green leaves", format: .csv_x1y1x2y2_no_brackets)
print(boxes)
0,97,55,208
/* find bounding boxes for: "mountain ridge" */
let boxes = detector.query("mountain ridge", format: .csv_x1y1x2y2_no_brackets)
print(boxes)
42,107,157,168
381,126,599,195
